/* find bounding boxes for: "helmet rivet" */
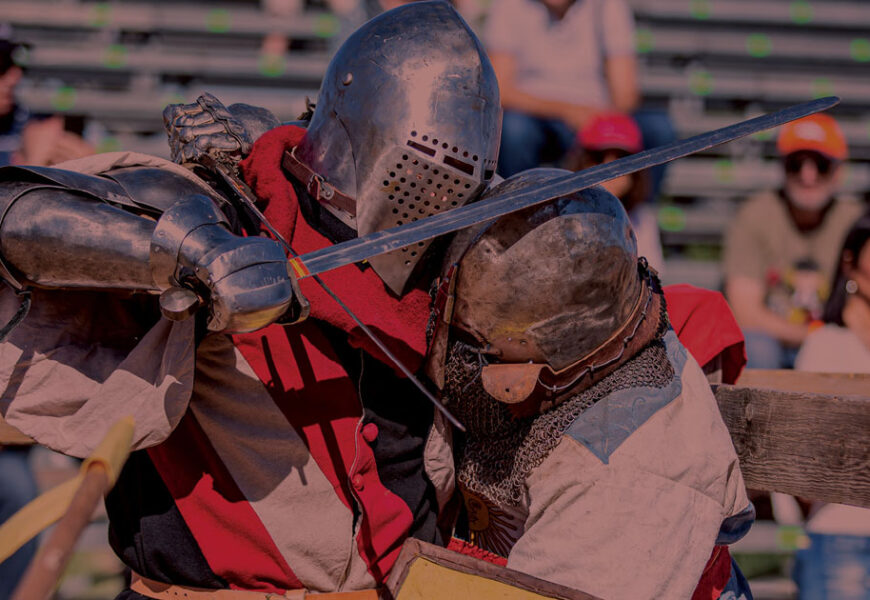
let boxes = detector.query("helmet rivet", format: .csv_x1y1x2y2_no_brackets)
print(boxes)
342,72,353,85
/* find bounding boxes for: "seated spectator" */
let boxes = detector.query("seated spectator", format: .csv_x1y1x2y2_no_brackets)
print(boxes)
483,0,637,178
0,30,37,600
0,27,92,168
483,0,675,196
565,111,665,273
0,33,26,167
0,29,94,598
787,210,870,598
723,114,863,369
15,115,94,167
797,209,870,370
259,0,302,72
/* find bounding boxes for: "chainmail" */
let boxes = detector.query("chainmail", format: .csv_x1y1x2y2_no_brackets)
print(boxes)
441,294,674,508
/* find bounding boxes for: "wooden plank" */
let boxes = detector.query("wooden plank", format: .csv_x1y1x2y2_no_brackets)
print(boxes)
385,539,602,600
0,415,33,446
715,385,870,508
737,369,870,396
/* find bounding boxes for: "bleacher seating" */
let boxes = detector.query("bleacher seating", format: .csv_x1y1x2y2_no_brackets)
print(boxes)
628,0,870,286
4,0,331,132
2,0,869,291
2,2,868,597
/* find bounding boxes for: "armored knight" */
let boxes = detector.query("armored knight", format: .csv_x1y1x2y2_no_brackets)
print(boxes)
0,3,501,597
425,170,755,600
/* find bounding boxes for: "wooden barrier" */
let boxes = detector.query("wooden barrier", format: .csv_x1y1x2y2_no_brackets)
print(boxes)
4,371,869,508
716,371,870,509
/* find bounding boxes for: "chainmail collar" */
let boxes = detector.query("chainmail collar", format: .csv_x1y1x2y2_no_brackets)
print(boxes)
533,273,664,414
442,289,674,508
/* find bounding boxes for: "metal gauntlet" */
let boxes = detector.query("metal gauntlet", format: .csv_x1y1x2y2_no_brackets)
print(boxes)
150,195,307,333
163,93,280,166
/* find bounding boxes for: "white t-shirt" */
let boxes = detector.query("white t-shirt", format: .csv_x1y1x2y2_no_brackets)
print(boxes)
795,324,870,374
794,324,870,536
483,0,635,107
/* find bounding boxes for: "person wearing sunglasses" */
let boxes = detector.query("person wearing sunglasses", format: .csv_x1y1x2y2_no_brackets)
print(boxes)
723,114,863,369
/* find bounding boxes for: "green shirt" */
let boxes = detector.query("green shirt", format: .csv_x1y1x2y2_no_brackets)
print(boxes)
723,190,863,322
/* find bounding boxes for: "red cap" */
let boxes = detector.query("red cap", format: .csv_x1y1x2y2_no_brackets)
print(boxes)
579,112,643,154
777,113,847,161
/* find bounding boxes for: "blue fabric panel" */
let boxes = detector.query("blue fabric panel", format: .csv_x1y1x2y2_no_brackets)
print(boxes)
565,329,688,464
719,557,754,600
716,503,756,545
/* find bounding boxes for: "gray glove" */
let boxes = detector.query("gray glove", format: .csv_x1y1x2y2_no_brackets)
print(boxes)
163,92,280,166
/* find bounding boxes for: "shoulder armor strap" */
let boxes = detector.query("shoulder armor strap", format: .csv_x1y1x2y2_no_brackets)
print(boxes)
0,165,140,211
103,166,224,214
0,164,227,219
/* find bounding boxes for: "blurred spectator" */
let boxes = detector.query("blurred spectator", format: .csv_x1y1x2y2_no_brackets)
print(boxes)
0,443,38,600
723,114,863,369
260,0,302,66
565,111,665,273
0,29,93,167
15,115,94,167
785,210,870,599
483,0,675,195
0,28,95,599
0,35,26,167
0,32,38,600
1,26,93,168
796,209,870,370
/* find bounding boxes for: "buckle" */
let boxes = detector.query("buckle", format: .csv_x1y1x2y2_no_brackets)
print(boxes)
307,173,335,202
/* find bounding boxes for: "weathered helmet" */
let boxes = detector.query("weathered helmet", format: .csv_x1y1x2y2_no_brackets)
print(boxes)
287,1,501,294
427,169,650,406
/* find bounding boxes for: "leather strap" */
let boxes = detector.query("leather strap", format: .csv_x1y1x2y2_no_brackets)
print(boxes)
131,573,379,600
281,148,356,217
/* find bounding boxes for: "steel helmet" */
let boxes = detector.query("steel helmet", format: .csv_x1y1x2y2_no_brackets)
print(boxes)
427,169,650,405
287,1,501,294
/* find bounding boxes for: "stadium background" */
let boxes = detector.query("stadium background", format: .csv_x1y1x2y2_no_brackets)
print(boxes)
2,0,869,597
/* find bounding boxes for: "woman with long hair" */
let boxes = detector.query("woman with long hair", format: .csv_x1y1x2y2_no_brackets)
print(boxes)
790,208,870,598
798,209,870,369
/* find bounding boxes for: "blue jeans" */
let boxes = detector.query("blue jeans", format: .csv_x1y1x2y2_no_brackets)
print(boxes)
496,108,677,202
0,447,38,600
743,330,799,370
633,108,677,203
497,110,577,178
793,533,870,599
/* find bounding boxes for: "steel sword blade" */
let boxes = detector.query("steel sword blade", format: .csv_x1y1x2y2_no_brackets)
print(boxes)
288,96,839,279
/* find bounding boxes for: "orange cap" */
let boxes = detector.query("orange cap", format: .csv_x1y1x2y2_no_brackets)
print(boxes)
777,113,847,161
